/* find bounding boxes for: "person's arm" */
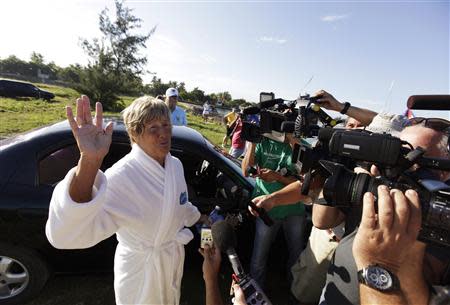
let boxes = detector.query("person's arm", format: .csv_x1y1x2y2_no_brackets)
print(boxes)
314,90,378,126
312,203,346,229
257,168,298,185
199,245,225,305
241,142,257,177
250,180,313,214
67,96,113,203
353,187,429,305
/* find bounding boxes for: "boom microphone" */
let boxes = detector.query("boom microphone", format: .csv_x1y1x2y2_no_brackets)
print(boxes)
407,95,450,110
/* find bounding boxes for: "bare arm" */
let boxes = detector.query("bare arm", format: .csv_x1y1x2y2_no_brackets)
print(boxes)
250,180,313,214
67,96,113,203
241,142,257,177
312,203,346,229
314,90,378,126
200,246,225,305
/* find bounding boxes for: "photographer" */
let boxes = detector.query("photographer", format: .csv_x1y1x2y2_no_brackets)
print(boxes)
316,122,450,305
242,134,307,293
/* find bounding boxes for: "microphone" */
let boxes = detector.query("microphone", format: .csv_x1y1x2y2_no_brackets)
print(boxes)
211,221,273,305
211,220,244,277
407,95,450,110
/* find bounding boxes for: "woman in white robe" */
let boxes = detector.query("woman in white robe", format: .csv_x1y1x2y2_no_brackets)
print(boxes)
46,95,206,305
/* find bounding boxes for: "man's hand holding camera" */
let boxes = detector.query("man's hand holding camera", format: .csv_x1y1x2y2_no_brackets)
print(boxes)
353,186,428,305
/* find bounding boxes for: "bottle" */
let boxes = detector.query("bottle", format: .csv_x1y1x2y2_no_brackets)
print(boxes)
209,206,224,224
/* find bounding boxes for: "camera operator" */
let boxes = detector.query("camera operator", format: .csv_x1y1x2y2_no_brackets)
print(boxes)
250,112,450,304
315,121,450,305
241,133,307,293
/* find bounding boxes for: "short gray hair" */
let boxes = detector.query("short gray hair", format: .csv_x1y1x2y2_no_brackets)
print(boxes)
122,96,171,143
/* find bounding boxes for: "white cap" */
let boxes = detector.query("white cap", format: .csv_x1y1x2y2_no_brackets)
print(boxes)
166,87,179,97
366,112,409,137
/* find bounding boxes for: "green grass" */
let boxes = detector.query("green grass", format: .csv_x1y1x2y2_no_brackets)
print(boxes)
0,83,227,147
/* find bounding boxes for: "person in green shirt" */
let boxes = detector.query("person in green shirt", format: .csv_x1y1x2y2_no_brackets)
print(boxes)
242,135,306,291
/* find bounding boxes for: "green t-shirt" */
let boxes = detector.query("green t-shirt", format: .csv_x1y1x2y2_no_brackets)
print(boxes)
251,137,304,219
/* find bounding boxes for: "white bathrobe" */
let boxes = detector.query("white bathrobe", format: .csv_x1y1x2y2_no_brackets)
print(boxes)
46,144,201,305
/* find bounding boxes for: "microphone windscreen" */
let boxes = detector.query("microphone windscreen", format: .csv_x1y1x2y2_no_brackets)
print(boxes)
211,220,237,252
407,95,450,110
242,106,261,115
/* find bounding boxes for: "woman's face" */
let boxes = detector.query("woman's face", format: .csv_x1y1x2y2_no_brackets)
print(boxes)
135,117,172,165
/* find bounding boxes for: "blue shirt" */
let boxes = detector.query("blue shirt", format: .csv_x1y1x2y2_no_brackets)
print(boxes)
170,106,187,126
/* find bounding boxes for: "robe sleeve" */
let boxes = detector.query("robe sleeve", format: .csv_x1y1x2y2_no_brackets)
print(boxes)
45,167,119,249
183,201,201,227
174,158,200,227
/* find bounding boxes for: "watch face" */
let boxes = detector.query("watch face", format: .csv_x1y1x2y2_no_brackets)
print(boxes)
366,266,393,291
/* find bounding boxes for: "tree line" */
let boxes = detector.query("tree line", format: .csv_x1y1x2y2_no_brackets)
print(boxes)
0,0,251,111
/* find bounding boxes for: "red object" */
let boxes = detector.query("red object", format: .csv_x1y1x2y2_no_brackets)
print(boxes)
403,108,415,119
231,118,245,149
232,273,240,282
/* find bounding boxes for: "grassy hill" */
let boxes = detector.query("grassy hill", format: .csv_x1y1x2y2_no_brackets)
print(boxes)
0,82,226,146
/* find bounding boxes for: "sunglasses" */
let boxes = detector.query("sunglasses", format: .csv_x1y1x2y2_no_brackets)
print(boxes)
408,117,450,133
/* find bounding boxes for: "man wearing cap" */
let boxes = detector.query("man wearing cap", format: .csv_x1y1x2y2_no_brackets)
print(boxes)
165,87,187,126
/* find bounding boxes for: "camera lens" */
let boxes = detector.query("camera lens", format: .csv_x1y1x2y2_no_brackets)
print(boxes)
322,161,382,207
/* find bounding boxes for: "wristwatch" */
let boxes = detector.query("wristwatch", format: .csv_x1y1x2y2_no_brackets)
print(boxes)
357,264,400,292
340,102,351,114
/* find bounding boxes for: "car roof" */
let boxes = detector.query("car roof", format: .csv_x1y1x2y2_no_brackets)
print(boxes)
0,79,36,86
0,119,253,191
0,118,208,150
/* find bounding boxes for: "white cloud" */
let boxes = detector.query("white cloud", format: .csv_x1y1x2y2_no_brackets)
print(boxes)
259,36,287,44
321,14,349,22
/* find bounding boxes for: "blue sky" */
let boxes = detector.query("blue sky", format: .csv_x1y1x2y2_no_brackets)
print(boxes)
1,0,449,118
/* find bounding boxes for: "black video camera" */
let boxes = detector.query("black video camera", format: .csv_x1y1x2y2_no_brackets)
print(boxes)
241,92,338,143
299,127,450,248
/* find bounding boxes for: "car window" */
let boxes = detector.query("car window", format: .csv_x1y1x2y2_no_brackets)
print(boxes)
39,145,80,185
39,142,131,186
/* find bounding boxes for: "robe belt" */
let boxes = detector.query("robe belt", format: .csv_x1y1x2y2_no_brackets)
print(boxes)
118,228,194,254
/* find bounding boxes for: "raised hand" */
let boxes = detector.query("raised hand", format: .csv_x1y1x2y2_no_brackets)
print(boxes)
313,90,343,112
67,95,114,165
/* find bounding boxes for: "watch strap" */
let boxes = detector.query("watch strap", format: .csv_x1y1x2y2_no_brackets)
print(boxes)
340,102,351,114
